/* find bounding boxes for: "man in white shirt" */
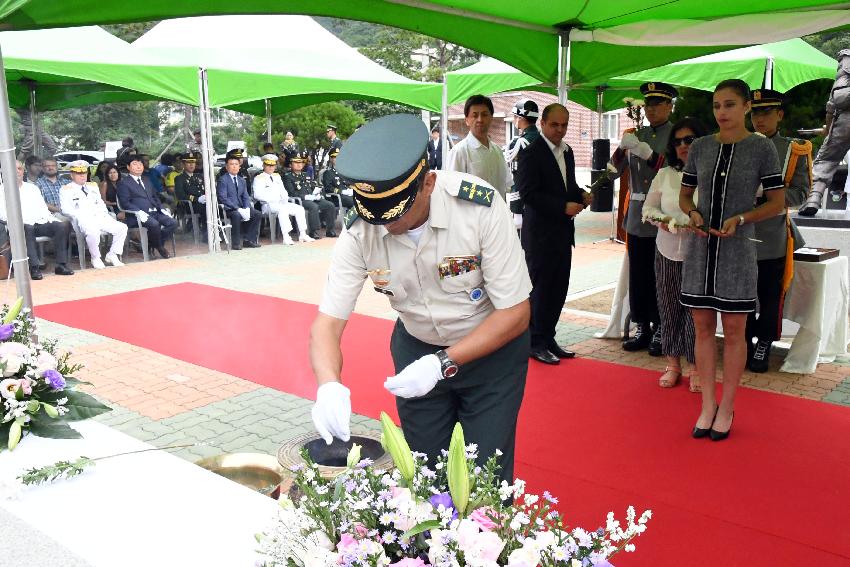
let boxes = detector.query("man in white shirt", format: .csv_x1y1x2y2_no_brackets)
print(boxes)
446,95,511,200
0,160,75,279
60,160,128,269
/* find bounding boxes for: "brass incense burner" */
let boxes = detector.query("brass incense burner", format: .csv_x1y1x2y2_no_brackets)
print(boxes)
196,452,285,499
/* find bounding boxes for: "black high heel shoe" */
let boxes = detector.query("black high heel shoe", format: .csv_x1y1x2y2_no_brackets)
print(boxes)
710,411,734,442
692,406,718,439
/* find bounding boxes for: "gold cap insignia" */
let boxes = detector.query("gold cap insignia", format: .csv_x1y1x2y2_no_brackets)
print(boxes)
754,91,762,100
648,83,655,91
354,182,375,193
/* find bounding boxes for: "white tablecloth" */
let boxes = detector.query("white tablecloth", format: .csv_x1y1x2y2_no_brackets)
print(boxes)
0,421,278,567
781,256,849,374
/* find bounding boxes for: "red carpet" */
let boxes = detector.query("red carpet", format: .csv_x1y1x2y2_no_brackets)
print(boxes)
36,283,850,567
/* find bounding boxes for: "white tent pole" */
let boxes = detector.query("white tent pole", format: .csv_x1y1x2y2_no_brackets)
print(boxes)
265,99,273,144
197,67,220,253
440,77,449,168
596,87,605,138
764,56,775,89
557,31,571,105
0,47,34,312
183,105,192,150
28,84,41,159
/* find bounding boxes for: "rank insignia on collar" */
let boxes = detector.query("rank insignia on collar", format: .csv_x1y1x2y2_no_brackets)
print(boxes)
457,180,494,207
344,207,360,228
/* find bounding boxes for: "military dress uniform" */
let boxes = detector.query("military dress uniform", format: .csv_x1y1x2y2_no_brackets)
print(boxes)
322,149,355,209
746,90,812,371
253,154,311,243
316,114,532,482
283,151,337,238
60,161,127,268
173,155,207,226
609,82,677,352
504,98,541,217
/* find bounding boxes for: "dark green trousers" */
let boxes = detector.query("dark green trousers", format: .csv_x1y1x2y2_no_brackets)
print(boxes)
390,320,529,483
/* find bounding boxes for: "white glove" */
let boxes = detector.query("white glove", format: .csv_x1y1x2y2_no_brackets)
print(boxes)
342,188,354,196
137,210,149,223
161,208,173,217
384,354,442,399
619,132,640,150
238,207,251,222
304,194,318,201
198,195,207,205
311,382,351,445
631,142,653,160
513,213,523,229
312,187,322,196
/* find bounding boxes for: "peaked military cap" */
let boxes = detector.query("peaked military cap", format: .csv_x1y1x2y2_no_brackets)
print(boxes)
336,114,428,226
640,82,678,102
180,153,196,163
225,148,244,159
326,124,337,132
290,150,309,163
261,153,279,165
750,89,785,111
68,160,89,174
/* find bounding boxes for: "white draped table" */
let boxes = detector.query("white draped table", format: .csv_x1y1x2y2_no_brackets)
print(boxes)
0,420,279,567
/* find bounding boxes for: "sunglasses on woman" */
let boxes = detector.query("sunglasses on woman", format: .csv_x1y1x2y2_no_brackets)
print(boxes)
673,135,696,147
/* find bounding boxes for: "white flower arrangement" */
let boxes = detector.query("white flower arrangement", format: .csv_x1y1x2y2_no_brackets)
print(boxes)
256,414,651,567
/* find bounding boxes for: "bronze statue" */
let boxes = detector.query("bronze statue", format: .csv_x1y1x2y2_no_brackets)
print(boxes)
800,49,850,216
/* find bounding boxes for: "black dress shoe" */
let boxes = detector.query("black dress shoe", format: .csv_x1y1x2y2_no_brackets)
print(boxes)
29,268,43,280
231,244,243,250
54,264,74,276
548,344,576,359
38,263,47,270
325,230,337,238
530,348,560,365
710,412,734,441
623,323,651,351
648,327,663,357
692,406,718,439
748,340,771,373
242,240,261,248
308,231,322,240
156,246,171,259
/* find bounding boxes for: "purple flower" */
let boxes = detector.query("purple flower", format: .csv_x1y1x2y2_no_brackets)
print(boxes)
0,324,13,341
429,492,458,520
43,369,65,390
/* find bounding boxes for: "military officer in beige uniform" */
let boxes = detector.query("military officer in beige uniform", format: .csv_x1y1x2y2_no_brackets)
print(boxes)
310,114,531,481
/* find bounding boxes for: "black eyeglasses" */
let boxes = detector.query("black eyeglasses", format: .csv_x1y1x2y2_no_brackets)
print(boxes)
673,135,696,147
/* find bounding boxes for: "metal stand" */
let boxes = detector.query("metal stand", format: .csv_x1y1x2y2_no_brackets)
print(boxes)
593,198,624,244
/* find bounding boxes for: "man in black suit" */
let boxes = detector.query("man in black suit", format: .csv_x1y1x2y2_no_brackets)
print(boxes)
427,126,442,170
116,154,177,259
515,103,592,365
217,155,261,250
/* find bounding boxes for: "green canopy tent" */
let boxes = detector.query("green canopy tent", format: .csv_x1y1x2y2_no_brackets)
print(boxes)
616,38,838,91
1,1,849,308
132,15,443,251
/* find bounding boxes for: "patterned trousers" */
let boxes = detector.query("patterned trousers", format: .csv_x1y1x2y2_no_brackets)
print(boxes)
655,249,696,364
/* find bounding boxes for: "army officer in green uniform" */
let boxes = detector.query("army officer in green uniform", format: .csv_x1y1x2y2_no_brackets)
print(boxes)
309,114,532,481
747,89,812,372
609,81,677,355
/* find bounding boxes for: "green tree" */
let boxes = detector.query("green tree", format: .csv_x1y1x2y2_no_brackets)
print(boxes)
803,31,850,59
249,102,365,153
39,101,162,153
102,22,158,43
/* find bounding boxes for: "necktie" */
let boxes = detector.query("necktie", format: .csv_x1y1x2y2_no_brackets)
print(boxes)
232,176,238,188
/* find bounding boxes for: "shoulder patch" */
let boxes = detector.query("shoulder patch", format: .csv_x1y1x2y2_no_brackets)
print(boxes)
457,180,494,207
343,206,360,229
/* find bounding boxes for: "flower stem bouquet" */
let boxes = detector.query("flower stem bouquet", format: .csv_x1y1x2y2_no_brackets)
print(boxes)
0,298,111,451
257,413,651,567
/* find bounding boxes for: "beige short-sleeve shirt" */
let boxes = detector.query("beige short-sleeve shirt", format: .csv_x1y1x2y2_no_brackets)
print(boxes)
319,170,531,346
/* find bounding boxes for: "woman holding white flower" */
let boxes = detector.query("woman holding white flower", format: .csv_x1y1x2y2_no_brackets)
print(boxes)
642,117,706,390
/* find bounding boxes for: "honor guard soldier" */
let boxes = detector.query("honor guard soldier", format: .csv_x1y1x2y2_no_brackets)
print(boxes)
505,98,541,224
253,153,312,245
60,160,128,269
174,153,207,228
326,124,343,153
322,148,355,209
309,114,532,482
747,89,812,372
283,150,337,239
609,81,677,355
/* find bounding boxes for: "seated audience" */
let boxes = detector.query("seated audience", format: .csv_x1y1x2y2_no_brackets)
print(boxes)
116,154,177,259
252,154,312,245
35,158,69,216
217,154,261,250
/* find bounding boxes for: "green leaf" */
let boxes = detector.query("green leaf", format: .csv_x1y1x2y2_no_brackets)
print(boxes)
447,422,470,517
401,519,442,540
62,390,112,421
63,377,91,387
27,420,82,439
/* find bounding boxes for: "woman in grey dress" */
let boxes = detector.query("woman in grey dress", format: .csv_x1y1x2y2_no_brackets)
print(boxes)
679,79,785,441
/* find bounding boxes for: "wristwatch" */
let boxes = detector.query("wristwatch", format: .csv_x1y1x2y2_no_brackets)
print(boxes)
435,349,459,379
738,215,745,226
